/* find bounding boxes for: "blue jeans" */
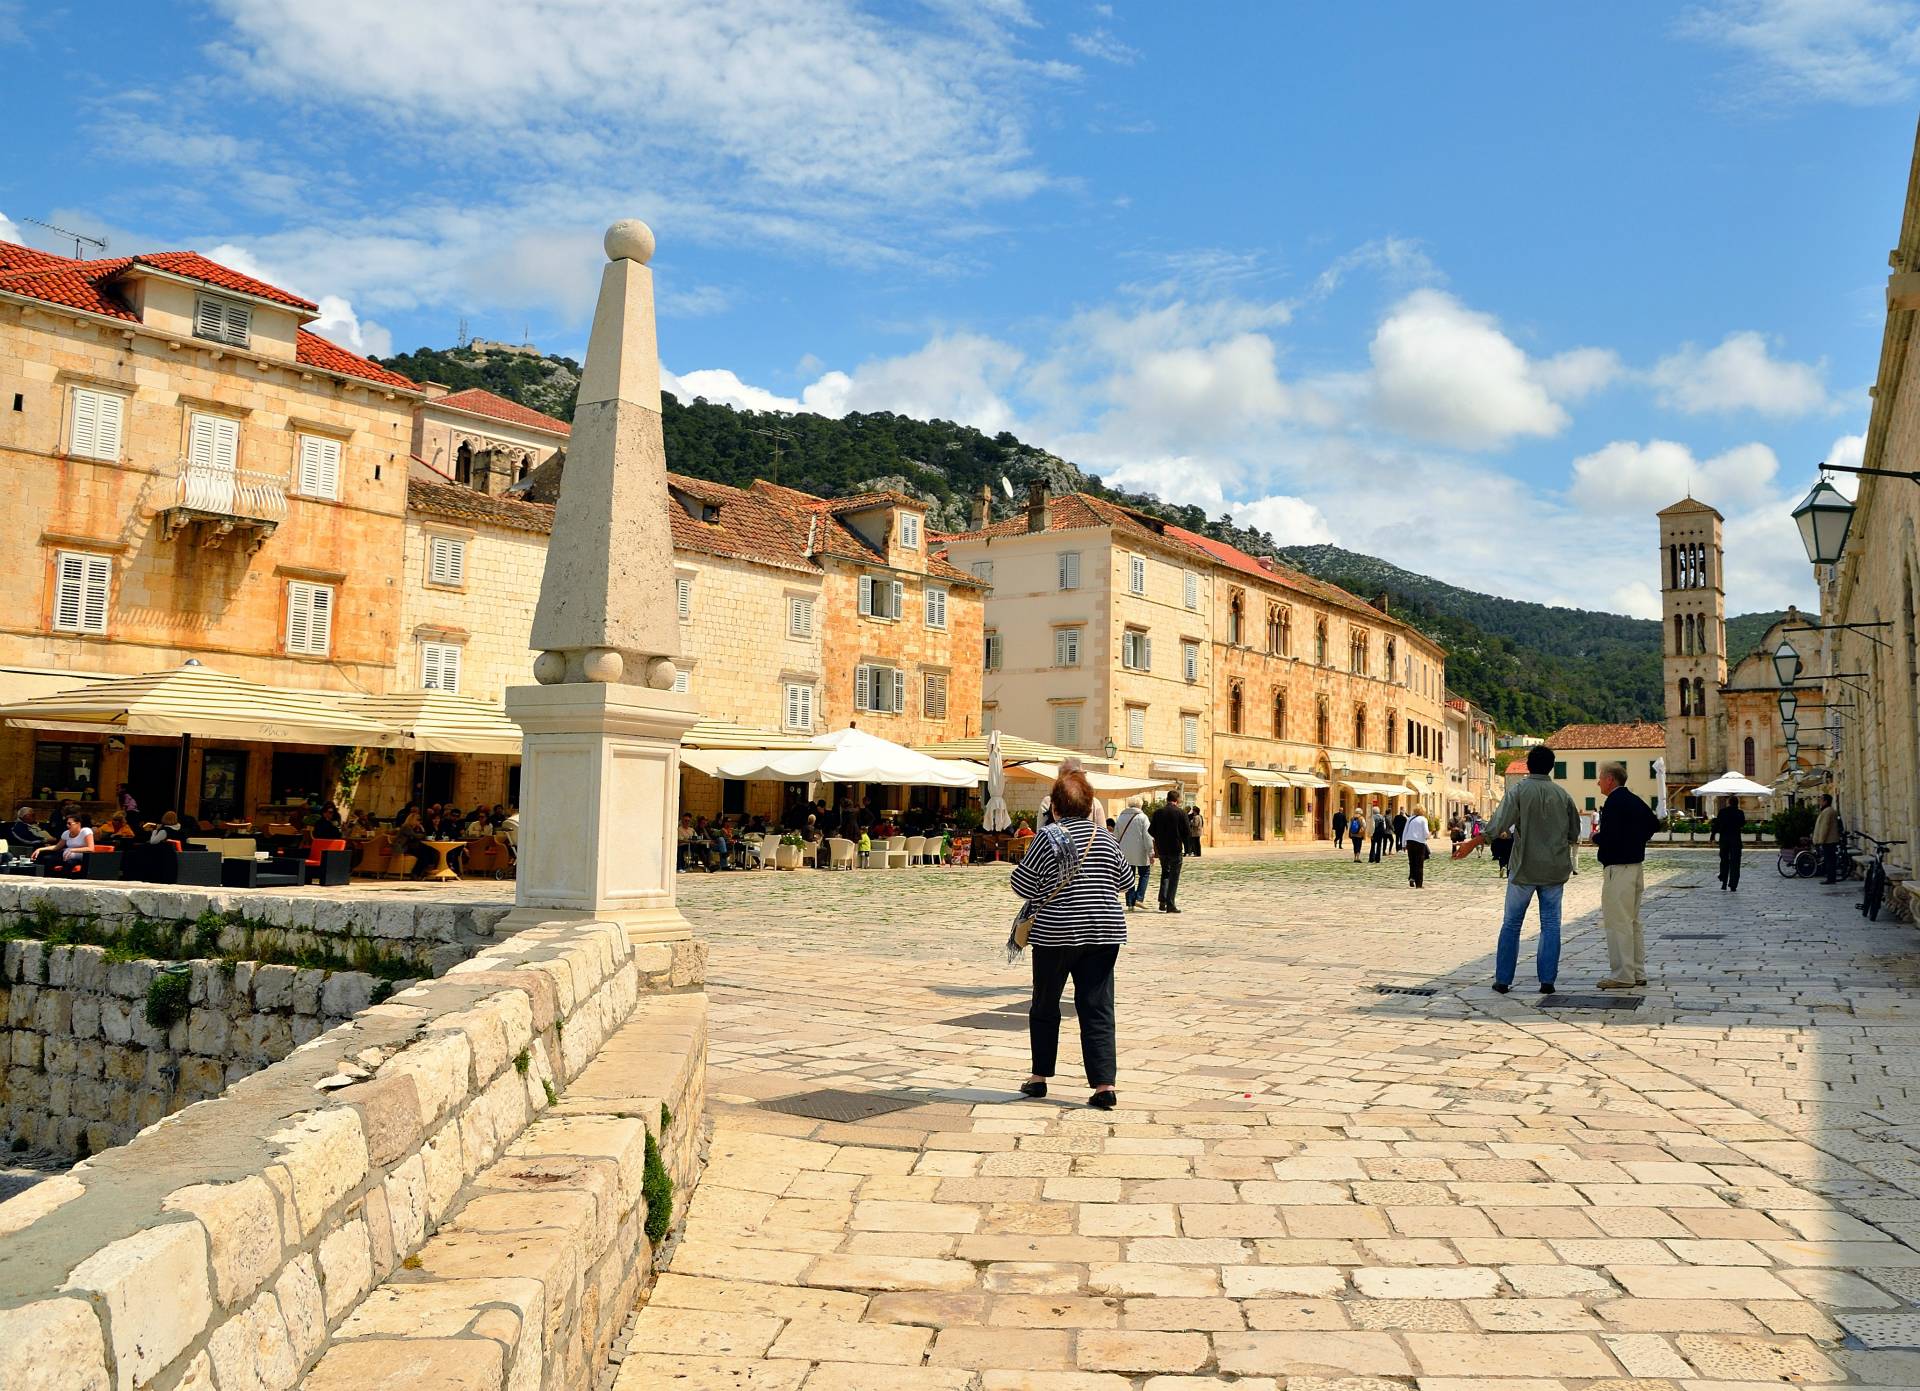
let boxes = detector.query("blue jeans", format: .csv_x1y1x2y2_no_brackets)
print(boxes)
1496,880,1563,987
1127,864,1150,905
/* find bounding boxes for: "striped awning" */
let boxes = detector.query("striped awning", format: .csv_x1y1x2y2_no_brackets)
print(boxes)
917,734,1112,767
348,691,522,756
681,720,820,776
1226,764,1295,789
0,662,400,747
1340,779,1418,798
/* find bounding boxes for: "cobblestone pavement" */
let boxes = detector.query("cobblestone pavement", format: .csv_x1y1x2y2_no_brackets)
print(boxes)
620,846,1920,1389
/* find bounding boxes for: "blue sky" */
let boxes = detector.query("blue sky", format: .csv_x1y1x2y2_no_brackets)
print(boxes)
3,1,1914,617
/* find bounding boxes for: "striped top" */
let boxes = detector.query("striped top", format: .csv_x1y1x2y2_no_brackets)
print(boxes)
1010,817,1134,948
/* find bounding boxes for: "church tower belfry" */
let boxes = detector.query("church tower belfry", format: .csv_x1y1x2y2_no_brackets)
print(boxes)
1658,497,1728,799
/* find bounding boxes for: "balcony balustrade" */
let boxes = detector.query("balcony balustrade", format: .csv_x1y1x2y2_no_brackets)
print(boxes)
158,459,288,551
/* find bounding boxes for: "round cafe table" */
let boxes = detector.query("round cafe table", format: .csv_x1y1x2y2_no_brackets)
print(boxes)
420,839,467,883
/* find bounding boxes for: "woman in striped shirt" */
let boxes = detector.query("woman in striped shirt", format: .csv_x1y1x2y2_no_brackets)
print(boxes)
1011,769,1135,1110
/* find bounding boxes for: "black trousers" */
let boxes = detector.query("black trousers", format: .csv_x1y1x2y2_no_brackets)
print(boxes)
1407,841,1429,887
1369,831,1385,863
1719,842,1741,890
1030,943,1119,1087
1819,843,1839,882
1158,854,1183,908
1333,825,1345,849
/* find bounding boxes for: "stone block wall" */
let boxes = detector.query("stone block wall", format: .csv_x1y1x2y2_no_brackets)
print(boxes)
0,916,707,1391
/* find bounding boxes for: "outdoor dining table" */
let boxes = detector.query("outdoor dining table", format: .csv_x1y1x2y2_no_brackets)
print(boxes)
419,839,467,883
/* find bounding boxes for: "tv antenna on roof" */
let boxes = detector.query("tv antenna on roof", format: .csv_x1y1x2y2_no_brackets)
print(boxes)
746,426,794,484
20,217,106,259
999,475,1014,499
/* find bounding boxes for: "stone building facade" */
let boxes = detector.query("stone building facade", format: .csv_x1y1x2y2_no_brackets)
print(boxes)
0,237,423,820
1445,696,1500,823
1539,722,1668,818
944,487,1451,845
411,386,569,495
1660,498,1729,798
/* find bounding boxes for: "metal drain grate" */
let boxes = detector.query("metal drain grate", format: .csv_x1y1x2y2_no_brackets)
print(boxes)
1373,983,1438,997
1663,933,1727,941
1540,993,1643,1010
758,1089,923,1123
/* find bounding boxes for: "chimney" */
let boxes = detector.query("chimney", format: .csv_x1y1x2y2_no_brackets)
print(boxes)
1373,592,1391,614
970,485,992,531
1026,481,1049,534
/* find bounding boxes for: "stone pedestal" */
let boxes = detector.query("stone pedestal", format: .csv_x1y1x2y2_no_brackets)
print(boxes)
496,680,698,943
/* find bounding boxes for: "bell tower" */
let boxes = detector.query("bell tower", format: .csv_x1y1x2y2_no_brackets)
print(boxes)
1658,497,1728,799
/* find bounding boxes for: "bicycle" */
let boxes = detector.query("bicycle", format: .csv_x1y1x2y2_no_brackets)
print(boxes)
1775,838,1819,879
1857,836,1904,921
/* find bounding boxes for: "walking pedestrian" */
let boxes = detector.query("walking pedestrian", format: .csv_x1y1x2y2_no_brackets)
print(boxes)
1348,812,1364,860
1392,810,1408,852
1011,769,1134,1111
1813,793,1841,883
1491,829,1513,878
1184,803,1204,857
1368,807,1388,863
1149,791,1189,913
1593,761,1658,990
1332,811,1345,851
1404,807,1431,888
1453,744,1581,994
1114,799,1152,910
1710,795,1746,892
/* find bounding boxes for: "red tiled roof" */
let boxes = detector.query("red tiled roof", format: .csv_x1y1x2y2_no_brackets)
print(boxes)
1505,757,1530,775
947,490,1198,552
430,387,571,436
0,239,417,391
1541,722,1667,750
409,479,556,535
750,480,984,586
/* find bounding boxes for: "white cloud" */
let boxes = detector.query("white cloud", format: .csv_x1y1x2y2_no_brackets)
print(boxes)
1309,236,1442,299
1649,330,1831,416
1069,27,1139,63
1679,0,1920,104
1608,581,1664,620
1825,430,1867,471
664,368,805,414
1366,289,1575,449
1568,438,1781,514
1534,346,1623,402
1236,494,1336,546
207,241,391,358
0,210,21,244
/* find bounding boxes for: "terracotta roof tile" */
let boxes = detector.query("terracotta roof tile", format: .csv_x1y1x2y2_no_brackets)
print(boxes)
132,250,318,310
431,387,571,436
1541,721,1668,750
295,331,419,390
749,480,985,586
409,479,555,535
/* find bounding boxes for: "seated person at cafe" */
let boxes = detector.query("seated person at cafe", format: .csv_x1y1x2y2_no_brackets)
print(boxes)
707,820,734,869
312,808,344,840
7,807,52,852
33,813,95,866
102,812,138,848
149,812,184,844
464,810,490,838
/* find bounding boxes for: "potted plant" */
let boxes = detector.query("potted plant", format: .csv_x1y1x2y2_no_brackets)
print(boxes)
776,831,806,870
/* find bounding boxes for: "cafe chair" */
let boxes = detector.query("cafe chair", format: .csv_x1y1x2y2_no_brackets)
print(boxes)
826,836,856,870
302,838,352,887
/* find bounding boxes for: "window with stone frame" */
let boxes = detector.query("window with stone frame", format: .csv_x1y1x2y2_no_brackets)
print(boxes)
923,672,949,720
1228,681,1244,734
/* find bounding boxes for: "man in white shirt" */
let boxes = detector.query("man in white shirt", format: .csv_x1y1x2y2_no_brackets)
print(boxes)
1403,809,1432,888
1113,799,1153,910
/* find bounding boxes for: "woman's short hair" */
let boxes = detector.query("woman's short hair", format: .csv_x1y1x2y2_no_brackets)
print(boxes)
1050,769,1095,819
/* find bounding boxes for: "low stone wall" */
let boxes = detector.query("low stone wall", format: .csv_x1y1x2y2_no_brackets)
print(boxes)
3,942,398,1158
0,917,707,1391
0,880,520,979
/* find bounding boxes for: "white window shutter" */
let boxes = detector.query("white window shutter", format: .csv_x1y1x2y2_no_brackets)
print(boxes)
190,414,217,470
195,298,227,340
72,390,99,458
890,669,905,713
855,665,871,711
53,551,110,634
428,536,465,587
890,580,904,619
676,576,692,619
1143,635,1153,670
442,645,461,692
858,575,873,616
298,436,341,498
287,586,310,653
224,301,250,344
672,669,690,694
789,596,813,637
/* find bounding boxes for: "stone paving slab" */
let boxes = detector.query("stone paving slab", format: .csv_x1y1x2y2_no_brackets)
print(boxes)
623,848,1920,1385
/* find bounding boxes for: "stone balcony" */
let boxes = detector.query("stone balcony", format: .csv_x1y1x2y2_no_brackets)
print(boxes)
157,458,288,551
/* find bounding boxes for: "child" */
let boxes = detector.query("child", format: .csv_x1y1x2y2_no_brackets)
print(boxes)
857,829,872,868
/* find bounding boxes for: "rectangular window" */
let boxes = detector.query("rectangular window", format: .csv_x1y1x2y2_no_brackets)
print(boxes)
295,434,342,499
984,631,1002,671
69,388,125,460
1121,628,1152,671
1228,783,1243,817
899,513,921,549
1127,706,1146,749
857,574,904,619
924,672,949,720
189,412,241,472
1585,796,1596,811
33,741,103,798
1583,760,1597,780
420,641,463,693
1553,761,1567,779
52,550,111,634
788,595,814,638
194,295,251,347
1054,627,1082,667
971,560,993,583
426,534,466,587
676,576,692,620
1182,640,1199,683
783,682,814,731
855,664,905,714
672,669,691,695
1128,554,1146,595
1052,705,1081,747
924,586,948,630
1058,551,1081,590
1648,760,1658,779
1181,713,1199,756
285,580,334,656
1183,571,1199,610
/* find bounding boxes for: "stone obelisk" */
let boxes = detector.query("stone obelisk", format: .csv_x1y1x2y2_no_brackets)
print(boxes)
499,219,698,943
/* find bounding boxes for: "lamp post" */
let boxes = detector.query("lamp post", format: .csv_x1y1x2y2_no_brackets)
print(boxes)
1777,690,1798,723
1792,478,1855,565
1772,640,1800,686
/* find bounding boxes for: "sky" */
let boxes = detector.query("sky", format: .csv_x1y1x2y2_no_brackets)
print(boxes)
3,1,1914,620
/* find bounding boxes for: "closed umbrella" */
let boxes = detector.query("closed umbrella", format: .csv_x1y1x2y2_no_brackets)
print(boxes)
1652,756,1669,820
982,729,1010,832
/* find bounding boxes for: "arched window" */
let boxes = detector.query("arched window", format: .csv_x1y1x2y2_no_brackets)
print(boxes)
1668,544,1679,591
455,441,473,486
1385,638,1396,678
1679,680,1691,716
1354,705,1367,750
1228,681,1244,734
1315,697,1330,745
1315,620,1328,665
1278,608,1292,656
1684,614,1695,655
1743,736,1756,777
1386,709,1399,752
1228,592,1244,645
1271,690,1285,738
1693,677,1706,714
518,459,532,482
1673,615,1683,654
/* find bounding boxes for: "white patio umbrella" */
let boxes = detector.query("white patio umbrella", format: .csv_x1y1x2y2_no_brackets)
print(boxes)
715,726,978,787
982,729,1011,832
1692,770,1775,799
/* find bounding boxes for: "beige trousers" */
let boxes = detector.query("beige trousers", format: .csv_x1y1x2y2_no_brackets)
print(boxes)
1601,863,1646,982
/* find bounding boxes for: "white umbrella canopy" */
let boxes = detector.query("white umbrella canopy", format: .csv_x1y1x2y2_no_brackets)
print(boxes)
983,729,1011,832
716,726,979,787
1693,770,1775,799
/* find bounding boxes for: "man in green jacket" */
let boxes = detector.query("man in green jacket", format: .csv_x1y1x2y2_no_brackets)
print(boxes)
1453,744,1582,994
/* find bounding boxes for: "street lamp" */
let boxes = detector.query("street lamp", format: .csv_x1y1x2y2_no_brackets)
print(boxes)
1792,478,1855,565
1772,640,1801,686
1777,690,1798,723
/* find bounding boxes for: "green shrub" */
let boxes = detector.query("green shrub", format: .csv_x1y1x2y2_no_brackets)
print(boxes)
514,1049,531,1076
1771,801,1817,848
659,1102,672,1133
146,966,192,1029
541,1079,557,1106
643,1130,673,1244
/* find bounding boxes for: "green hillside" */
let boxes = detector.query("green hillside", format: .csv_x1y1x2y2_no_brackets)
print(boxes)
377,343,1781,734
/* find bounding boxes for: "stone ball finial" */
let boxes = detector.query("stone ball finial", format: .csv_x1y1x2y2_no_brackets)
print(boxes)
604,219,655,265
